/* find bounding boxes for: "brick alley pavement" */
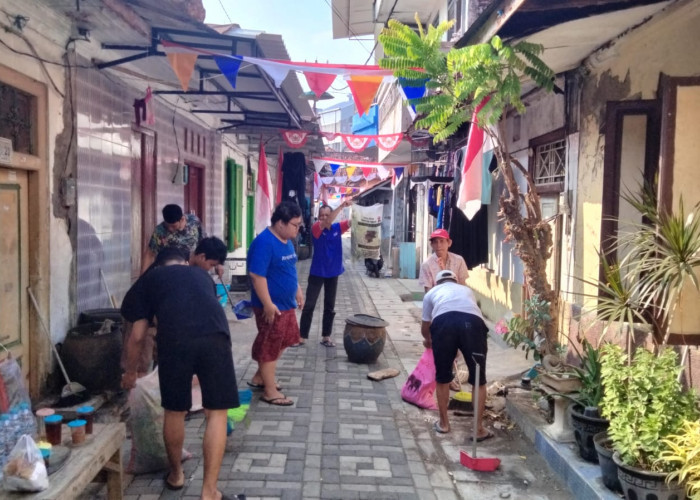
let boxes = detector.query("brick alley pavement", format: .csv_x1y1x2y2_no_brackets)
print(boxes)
116,239,572,500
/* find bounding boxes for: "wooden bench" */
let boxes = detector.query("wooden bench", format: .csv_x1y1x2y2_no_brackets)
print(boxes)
6,422,126,500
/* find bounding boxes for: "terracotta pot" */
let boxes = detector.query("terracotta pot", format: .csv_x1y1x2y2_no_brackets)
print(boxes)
343,314,389,364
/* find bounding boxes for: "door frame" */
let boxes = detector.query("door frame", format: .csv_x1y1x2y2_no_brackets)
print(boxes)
184,161,206,224
0,63,49,396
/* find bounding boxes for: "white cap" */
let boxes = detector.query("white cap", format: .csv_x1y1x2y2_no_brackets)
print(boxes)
435,270,457,284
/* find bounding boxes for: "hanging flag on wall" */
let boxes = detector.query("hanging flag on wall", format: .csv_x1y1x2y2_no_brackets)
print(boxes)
255,141,273,235
281,130,310,148
457,98,490,220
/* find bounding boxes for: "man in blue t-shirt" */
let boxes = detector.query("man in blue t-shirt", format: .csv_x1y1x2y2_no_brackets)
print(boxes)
298,200,352,347
247,201,304,407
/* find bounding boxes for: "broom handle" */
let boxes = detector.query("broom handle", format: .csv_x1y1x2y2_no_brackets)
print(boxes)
27,287,74,385
473,357,480,458
453,360,461,392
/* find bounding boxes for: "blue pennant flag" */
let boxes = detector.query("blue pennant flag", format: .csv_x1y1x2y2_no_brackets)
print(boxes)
330,163,341,174
398,78,428,112
215,56,243,89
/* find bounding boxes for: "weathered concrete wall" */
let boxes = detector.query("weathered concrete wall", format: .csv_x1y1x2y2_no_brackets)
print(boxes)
575,0,700,308
468,83,566,323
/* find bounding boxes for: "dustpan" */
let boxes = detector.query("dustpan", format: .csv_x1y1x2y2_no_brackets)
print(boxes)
459,354,500,472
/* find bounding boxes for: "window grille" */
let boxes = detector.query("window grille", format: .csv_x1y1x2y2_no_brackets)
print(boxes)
0,82,34,155
534,139,565,184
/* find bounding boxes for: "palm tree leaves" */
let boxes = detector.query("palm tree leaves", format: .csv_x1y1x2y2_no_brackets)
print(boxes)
379,19,555,142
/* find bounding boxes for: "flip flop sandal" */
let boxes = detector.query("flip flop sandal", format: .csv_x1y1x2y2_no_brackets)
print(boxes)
163,472,184,490
433,421,449,434
260,396,294,406
471,430,495,442
247,381,282,390
320,339,336,347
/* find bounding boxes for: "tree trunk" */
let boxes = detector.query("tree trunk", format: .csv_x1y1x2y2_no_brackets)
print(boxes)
490,124,558,352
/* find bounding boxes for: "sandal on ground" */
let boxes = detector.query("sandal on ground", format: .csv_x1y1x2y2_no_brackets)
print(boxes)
433,421,449,434
320,339,336,347
247,381,282,391
289,341,306,347
260,395,294,406
471,430,494,442
163,472,184,491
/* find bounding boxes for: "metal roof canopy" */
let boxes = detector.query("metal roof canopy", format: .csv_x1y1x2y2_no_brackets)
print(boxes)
455,0,672,75
97,26,307,130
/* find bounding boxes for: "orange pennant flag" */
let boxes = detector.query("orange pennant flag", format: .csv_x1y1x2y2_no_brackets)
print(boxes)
166,52,198,91
347,75,384,116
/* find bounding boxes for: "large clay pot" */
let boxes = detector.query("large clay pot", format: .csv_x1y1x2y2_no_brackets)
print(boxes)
613,452,686,500
593,431,622,493
61,322,123,392
571,405,609,463
343,314,389,364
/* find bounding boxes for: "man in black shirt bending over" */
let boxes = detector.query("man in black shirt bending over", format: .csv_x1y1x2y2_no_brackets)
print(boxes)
121,249,238,500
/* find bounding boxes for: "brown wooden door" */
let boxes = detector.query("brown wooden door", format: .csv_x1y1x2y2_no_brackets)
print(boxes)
185,163,205,222
130,130,157,281
0,168,29,380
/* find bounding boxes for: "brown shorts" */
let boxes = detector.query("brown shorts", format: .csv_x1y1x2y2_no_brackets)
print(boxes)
252,308,300,362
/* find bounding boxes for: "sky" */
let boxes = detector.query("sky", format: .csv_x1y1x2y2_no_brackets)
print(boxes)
202,0,376,108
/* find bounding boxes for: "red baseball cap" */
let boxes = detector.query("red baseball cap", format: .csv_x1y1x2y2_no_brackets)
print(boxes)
430,229,450,241
429,229,450,241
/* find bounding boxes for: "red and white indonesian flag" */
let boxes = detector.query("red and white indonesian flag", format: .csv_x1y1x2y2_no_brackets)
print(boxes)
457,99,490,220
255,141,273,235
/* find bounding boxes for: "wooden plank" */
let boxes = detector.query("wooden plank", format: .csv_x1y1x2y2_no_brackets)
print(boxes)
5,423,126,500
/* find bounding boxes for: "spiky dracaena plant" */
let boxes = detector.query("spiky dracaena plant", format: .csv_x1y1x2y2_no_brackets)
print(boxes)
379,17,560,350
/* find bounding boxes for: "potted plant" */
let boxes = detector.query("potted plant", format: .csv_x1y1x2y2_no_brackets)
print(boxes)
565,339,609,463
657,419,700,499
601,344,698,499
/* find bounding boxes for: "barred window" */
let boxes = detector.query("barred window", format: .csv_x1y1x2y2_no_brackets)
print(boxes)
0,82,34,155
534,139,565,185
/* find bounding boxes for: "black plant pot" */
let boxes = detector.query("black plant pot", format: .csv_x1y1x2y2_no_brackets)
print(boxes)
570,405,609,463
612,452,686,500
593,431,622,493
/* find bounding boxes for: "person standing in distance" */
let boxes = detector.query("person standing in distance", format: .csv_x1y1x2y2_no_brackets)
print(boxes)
247,201,304,406
421,270,493,441
297,199,352,347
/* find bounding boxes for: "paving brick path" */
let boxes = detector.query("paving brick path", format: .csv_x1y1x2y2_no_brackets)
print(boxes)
111,240,571,500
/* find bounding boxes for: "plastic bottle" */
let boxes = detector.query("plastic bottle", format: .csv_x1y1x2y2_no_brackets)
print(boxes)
0,414,11,467
19,403,37,438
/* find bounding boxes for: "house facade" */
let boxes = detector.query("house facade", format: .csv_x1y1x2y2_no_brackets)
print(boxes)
0,0,318,397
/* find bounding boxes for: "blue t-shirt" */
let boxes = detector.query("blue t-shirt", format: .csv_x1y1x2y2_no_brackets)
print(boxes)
248,228,299,311
309,221,348,278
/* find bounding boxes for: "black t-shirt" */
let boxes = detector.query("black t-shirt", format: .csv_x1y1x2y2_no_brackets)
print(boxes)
121,265,230,342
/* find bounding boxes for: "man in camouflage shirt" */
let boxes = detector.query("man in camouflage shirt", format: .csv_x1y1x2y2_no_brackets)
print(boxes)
141,204,202,274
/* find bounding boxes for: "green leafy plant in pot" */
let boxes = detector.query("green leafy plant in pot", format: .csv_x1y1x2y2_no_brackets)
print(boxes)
562,339,608,463
601,344,698,498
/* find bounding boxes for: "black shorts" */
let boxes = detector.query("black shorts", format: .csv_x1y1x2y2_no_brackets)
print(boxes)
430,312,488,386
157,333,239,412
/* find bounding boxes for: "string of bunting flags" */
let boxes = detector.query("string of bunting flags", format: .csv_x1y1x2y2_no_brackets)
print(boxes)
159,40,427,118
281,130,427,152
